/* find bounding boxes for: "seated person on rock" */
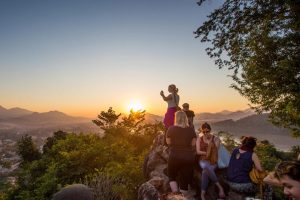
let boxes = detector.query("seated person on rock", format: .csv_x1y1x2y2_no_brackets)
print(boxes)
196,122,225,200
226,136,263,194
166,111,197,198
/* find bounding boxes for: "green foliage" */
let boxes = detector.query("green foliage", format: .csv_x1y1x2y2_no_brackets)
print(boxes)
17,135,41,165
5,108,162,200
255,140,282,171
290,145,300,159
0,160,12,169
217,131,238,153
92,107,121,131
82,172,122,200
42,130,67,154
118,109,146,133
195,0,300,136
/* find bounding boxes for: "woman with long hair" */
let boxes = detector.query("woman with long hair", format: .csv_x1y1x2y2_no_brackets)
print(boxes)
196,122,225,200
166,111,196,198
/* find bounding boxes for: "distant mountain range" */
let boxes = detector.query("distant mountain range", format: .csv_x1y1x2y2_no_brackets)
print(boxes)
144,109,255,124
0,106,33,119
0,106,97,139
211,114,300,150
194,108,255,123
145,109,299,150
0,106,298,150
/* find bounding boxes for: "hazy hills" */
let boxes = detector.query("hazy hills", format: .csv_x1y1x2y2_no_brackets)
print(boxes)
0,106,98,140
211,114,300,150
0,106,33,119
148,109,299,150
0,106,299,150
1,111,88,126
194,108,255,123
144,109,255,125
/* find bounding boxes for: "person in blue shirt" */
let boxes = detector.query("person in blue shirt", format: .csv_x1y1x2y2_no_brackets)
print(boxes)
227,136,263,194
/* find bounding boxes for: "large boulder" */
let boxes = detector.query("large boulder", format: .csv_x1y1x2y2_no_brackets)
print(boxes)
143,132,170,195
52,184,93,200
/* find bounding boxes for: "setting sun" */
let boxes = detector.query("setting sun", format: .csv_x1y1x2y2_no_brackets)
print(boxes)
127,100,145,112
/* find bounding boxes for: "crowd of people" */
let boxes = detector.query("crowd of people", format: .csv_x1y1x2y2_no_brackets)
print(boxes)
160,84,300,200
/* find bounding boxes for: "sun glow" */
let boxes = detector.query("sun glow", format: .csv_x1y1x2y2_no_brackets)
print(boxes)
127,100,145,112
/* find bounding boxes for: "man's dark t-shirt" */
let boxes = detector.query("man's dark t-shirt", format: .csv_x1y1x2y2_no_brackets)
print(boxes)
166,126,196,152
184,110,195,118
183,110,195,128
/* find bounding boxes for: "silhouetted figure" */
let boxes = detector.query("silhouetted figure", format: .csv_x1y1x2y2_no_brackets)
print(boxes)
160,84,180,130
182,103,195,129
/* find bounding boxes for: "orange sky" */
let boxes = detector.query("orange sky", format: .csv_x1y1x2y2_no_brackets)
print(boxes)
0,0,251,118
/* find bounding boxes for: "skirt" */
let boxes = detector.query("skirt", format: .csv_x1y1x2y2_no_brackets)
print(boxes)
163,107,177,129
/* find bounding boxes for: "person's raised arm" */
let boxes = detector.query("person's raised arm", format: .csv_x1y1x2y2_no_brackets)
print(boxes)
263,172,282,187
160,91,172,101
252,152,263,172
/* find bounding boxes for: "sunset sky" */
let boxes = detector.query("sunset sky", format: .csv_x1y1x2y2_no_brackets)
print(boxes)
0,0,250,117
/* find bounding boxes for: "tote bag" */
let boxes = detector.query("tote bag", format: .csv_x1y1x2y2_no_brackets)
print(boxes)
217,144,231,168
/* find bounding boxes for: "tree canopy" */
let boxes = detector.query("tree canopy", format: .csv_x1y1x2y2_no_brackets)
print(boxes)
5,108,163,200
195,0,300,136
92,107,121,131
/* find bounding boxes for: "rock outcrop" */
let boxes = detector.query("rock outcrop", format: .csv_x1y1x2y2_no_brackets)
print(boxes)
140,132,197,200
142,132,170,196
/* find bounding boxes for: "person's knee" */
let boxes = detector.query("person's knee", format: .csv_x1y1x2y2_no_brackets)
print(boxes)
200,162,209,170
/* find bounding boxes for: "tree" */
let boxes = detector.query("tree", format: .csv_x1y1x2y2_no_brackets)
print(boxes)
17,135,41,164
195,0,300,136
42,130,67,154
92,107,121,131
290,145,300,158
6,108,163,200
118,109,146,133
